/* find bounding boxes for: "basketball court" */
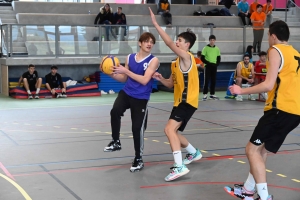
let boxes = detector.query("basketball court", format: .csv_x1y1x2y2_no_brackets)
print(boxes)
0,91,299,200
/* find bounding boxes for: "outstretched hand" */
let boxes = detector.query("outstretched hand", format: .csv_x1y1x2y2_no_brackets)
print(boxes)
149,7,157,25
229,84,242,95
152,72,163,81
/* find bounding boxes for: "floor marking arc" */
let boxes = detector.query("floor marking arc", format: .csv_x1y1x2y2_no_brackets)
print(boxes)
0,173,32,200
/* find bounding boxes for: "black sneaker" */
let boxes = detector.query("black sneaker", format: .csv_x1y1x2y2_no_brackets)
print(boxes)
55,93,62,98
28,94,33,99
130,158,144,172
34,94,39,99
103,140,121,152
210,95,219,100
61,92,67,98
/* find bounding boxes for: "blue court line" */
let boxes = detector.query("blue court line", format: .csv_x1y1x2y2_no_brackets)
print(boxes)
0,130,18,145
5,143,300,169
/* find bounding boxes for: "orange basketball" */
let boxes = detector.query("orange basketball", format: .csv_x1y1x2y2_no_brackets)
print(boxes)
101,55,120,75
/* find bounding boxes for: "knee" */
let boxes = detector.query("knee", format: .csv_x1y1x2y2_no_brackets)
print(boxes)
23,78,28,82
164,124,175,137
110,107,120,117
245,142,257,158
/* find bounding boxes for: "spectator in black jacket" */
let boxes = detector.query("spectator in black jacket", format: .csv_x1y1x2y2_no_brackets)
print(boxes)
94,4,116,41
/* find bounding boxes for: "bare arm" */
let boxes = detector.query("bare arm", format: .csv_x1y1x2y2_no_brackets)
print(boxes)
18,76,23,87
153,72,174,88
149,7,190,71
230,48,279,95
99,60,128,83
113,57,159,85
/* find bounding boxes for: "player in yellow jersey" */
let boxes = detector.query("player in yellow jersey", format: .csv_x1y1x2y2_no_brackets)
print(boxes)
224,20,300,200
149,7,202,182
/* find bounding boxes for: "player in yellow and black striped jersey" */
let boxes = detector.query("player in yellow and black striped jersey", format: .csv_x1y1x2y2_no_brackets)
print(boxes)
225,20,300,200
149,8,202,182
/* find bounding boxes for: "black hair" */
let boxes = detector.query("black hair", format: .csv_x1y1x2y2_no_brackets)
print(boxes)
209,34,216,40
258,51,267,56
177,28,197,49
245,45,253,59
243,54,250,59
197,51,202,57
256,4,263,8
269,20,290,42
28,64,35,68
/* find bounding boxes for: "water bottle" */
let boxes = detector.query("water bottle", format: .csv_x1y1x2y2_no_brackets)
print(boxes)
88,10,91,15
102,36,105,41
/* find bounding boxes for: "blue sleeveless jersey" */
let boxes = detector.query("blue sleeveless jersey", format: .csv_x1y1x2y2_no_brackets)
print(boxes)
123,53,155,100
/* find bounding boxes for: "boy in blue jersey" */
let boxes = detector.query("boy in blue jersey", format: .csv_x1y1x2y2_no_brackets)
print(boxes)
149,8,202,181
101,32,160,172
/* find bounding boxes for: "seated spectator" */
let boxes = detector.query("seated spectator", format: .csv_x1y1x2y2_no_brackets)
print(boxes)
263,0,273,15
249,0,259,15
220,7,234,16
113,7,127,37
157,0,172,26
254,51,267,84
263,0,273,23
234,54,255,101
18,64,42,99
245,45,254,62
238,0,251,26
94,4,116,41
220,0,235,16
45,66,67,98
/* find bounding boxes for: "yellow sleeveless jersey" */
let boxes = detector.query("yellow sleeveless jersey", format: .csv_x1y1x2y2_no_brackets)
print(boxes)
264,44,300,115
234,61,253,78
171,52,199,108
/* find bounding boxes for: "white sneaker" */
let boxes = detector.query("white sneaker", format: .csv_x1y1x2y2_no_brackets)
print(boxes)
101,90,108,95
249,94,256,101
108,89,115,94
236,95,243,101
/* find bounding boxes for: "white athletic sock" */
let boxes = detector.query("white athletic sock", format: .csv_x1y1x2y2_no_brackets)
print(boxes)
173,151,182,166
36,88,40,94
256,183,269,200
185,143,197,154
244,173,256,191
27,90,31,94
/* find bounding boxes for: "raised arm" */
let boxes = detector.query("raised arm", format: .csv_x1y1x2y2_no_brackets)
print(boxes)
149,8,190,62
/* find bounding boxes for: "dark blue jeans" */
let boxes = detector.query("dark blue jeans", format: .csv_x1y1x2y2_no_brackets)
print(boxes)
101,20,112,40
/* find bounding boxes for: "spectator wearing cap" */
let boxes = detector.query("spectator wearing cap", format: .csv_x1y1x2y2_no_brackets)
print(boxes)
250,4,266,54
201,35,221,101
45,66,67,98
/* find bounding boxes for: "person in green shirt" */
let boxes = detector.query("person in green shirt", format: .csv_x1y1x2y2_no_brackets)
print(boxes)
201,35,221,100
